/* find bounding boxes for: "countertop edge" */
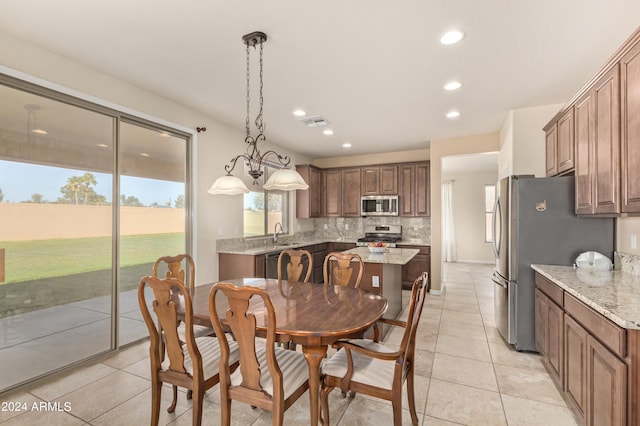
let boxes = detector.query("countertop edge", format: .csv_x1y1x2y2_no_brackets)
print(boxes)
531,264,640,330
218,239,430,256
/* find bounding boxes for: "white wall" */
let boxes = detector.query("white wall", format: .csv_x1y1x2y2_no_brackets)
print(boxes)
442,171,498,263
499,104,564,177
0,31,311,283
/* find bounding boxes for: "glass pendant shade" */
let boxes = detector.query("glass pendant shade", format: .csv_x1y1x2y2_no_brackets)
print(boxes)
263,168,309,191
207,175,249,195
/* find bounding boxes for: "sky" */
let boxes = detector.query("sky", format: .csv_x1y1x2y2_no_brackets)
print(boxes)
0,160,184,206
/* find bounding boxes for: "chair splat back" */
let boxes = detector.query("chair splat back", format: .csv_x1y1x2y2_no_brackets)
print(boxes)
209,282,310,424
323,252,364,288
209,284,279,397
277,249,312,283
152,254,195,289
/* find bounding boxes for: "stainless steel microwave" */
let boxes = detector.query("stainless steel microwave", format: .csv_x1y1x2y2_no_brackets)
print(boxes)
361,195,399,216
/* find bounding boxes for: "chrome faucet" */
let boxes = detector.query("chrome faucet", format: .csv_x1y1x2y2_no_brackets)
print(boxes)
273,222,284,244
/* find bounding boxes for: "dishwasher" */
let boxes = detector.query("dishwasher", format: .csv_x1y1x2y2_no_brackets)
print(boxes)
265,251,284,279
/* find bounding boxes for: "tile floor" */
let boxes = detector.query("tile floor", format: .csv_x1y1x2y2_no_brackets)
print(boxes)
0,262,580,425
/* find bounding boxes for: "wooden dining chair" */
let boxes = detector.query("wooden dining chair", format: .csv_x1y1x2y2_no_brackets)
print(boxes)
208,283,310,426
322,252,364,288
319,271,429,426
138,275,240,426
152,254,195,289
277,249,313,282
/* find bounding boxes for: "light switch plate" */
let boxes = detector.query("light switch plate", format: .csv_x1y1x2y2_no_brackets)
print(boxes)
372,276,380,288
632,234,637,250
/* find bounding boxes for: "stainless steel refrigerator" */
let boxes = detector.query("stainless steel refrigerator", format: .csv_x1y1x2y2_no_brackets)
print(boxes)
491,175,614,351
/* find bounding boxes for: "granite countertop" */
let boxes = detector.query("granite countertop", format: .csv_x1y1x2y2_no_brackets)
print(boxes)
342,247,419,265
531,264,640,330
218,239,430,256
217,239,334,256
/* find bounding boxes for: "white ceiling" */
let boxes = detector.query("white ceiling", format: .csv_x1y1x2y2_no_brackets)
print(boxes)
0,1,639,160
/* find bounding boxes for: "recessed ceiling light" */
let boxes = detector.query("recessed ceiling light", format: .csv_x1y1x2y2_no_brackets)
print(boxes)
31,128,48,135
96,143,109,148
444,81,462,91
446,111,461,119
440,30,464,45
342,142,352,148
323,129,334,136
159,132,170,138
293,109,306,117
140,152,151,157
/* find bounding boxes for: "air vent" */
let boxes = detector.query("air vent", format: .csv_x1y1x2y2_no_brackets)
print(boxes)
299,115,329,127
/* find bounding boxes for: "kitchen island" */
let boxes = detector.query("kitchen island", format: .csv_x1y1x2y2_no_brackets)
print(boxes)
341,247,419,321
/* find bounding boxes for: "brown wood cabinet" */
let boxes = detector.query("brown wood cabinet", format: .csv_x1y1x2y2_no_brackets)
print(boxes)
534,278,563,386
565,314,588,420
545,108,575,177
545,124,559,176
534,272,632,425
322,169,342,217
557,108,575,174
298,161,428,218
398,245,430,289
361,165,398,195
296,165,322,218
586,335,627,426
575,90,596,215
399,162,430,217
341,168,361,216
219,253,265,280
545,27,640,216
592,65,621,215
621,40,640,213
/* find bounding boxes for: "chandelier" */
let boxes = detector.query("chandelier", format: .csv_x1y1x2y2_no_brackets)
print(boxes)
208,31,309,195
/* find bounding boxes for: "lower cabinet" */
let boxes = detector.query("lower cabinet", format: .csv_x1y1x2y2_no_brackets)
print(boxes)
535,272,630,426
398,245,430,289
586,335,627,426
534,288,563,384
564,314,587,419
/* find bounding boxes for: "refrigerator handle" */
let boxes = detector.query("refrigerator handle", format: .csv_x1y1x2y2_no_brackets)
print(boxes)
492,197,501,258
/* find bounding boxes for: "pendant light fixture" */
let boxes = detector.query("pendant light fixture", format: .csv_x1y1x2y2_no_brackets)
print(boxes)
208,31,309,195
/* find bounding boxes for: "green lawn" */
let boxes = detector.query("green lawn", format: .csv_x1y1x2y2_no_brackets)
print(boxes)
1,233,184,283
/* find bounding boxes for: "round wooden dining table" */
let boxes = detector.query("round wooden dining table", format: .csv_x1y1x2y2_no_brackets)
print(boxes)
179,277,388,426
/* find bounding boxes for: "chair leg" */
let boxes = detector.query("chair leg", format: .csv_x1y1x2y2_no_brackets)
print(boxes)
392,400,402,426
150,378,162,425
320,384,333,426
192,388,204,426
220,388,231,426
272,402,284,426
406,369,419,425
167,385,178,413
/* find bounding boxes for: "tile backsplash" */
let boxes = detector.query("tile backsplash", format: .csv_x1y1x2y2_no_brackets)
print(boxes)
615,251,640,276
301,216,430,243
216,216,431,251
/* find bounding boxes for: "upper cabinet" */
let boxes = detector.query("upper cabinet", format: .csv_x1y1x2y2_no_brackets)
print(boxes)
544,27,640,216
621,40,640,213
361,165,398,195
296,161,429,218
322,169,342,217
545,108,575,177
296,165,322,218
341,168,362,216
399,161,430,217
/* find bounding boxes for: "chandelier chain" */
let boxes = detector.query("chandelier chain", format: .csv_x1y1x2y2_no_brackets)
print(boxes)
256,40,265,133
245,41,251,138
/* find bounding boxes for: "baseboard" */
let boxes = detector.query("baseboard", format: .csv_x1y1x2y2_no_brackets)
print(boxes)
429,288,443,295
454,259,494,265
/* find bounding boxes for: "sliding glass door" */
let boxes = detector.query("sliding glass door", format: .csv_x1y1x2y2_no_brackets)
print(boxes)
0,78,190,392
118,121,187,345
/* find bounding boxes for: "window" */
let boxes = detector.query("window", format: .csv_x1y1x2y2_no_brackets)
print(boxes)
485,184,496,243
243,165,288,237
